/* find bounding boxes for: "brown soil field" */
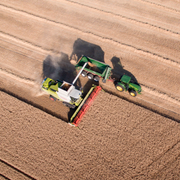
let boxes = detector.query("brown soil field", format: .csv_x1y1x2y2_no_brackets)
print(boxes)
0,0,180,179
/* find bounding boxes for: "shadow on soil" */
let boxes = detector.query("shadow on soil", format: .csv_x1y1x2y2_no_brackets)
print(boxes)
41,39,103,123
42,52,81,88
110,56,140,85
70,38,105,62
41,40,142,124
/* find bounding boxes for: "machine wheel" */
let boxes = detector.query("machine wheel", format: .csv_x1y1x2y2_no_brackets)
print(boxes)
49,95,56,101
87,73,93,80
116,84,124,92
81,71,87,77
129,90,137,97
62,102,76,109
94,75,100,82
102,79,106,83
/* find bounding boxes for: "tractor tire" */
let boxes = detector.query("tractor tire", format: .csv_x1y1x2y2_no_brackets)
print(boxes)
81,71,87,77
87,73,93,80
129,90,137,97
102,79,106,83
49,95,56,101
116,84,124,92
94,75,100,82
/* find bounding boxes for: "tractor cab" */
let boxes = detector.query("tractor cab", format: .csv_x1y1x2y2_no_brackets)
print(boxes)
115,75,141,97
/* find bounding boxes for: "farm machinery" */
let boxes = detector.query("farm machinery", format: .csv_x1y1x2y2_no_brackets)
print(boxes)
41,62,102,126
75,56,141,96
42,55,141,126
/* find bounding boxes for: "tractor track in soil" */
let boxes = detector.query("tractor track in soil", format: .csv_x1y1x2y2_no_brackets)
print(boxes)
0,31,180,121
136,0,180,13
1,88,179,179
141,140,180,179
0,3,180,69
1,31,180,74
1,65,180,123
65,0,180,36
0,87,68,123
1,1,180,178
0,159,36,180
1,29,180,119
1,29,180,116
102,85,180,123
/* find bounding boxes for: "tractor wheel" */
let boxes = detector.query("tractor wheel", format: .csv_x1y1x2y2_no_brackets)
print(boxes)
129,90,137,97
81,71,87,77
87,73,93,80
94,75,100,82
116,84,124,92
102,79,106,83
49,95,56,101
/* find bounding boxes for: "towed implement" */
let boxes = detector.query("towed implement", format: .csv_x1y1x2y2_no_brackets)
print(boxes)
41,55,141,126
76,55,141,97
115,75,141,97
75,55,112,83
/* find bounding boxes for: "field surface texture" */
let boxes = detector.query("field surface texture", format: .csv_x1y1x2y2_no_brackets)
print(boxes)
0,0,180,179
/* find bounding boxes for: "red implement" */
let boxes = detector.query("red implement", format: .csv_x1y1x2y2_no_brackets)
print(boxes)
72,86,102,126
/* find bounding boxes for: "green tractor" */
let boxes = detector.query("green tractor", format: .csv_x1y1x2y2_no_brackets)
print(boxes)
115,75,141,97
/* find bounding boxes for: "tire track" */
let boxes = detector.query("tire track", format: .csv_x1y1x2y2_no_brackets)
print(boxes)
1,35,180,110
136,0,180,13
102,84,180,123
144,140,180,178
65,0,180,36
0,44,42,63
0,87,68,123
152,154,180,179
0,159,36,180
0,33,180,120
1,62,180,123
131,140,180,178
0,174,10,180
141,84,180,106
0,35,47,57
0,4,180,70
1,3,180,119
0,67,35,85
0,30,58,55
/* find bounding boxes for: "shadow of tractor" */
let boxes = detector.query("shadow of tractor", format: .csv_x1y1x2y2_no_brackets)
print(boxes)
70,38,105,63
110,56,140,85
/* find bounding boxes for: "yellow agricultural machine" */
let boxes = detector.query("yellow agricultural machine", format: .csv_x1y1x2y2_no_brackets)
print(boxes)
42,61,102,126
42,55,141,126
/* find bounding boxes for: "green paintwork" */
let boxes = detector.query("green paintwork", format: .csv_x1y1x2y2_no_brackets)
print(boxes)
42,78,83,106
75,56,112,80
117,82,126,89
129,83,141,93
120,75,131,84
117,75,141,94
42,78,63,100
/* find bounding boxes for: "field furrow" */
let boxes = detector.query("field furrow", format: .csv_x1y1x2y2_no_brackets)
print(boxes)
0,0,180,179
0,33,180,119
137,0,180,12
0,2,180,62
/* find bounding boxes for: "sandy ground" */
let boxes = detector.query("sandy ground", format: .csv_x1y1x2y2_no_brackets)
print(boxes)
0,0,180,179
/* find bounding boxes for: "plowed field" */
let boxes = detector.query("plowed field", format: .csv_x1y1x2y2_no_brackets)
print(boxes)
0,0,180,179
